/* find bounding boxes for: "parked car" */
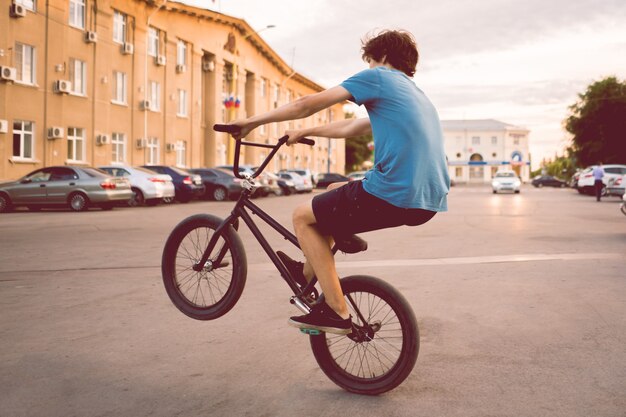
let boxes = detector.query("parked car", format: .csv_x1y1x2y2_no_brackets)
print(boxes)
0,166,132,212
218,165,271,197
316,172,349,188
188,168,244,201
263,172,290,196
141,166,204,203
99,165,175,206
491,170,521,194
279,170,313,193
531,175,567,188
347,171,367,182
278,172,311,193
282,168,316,187
621,192,626,217
569,171,581,189
606,174,625,197
577,164,626,195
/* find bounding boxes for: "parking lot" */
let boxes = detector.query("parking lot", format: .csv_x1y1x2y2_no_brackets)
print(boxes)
1,185,625,417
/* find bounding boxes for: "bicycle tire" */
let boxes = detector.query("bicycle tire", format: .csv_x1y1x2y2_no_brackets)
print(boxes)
310,275,419,395
162,214,247,320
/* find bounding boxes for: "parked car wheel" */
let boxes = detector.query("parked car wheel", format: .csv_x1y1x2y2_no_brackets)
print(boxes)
163,197,174,204
0,193,13,213
212,186,227,201
69,192,89,212
129,188,145,207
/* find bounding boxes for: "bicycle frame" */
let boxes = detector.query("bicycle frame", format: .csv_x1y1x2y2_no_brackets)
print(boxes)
193,133,318,312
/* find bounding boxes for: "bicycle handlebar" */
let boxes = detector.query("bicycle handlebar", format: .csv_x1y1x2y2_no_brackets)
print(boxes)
213,124,315,179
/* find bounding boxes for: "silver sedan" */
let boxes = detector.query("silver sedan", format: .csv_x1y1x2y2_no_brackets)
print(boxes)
0,166,132,212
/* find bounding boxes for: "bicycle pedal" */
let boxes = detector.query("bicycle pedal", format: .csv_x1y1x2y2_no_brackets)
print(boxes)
300,328,322,336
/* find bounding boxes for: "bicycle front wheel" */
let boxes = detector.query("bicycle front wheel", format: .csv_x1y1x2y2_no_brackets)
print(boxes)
310,275,419,395
162,214,247,320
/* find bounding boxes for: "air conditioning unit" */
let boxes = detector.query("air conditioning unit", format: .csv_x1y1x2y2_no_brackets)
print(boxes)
85,31,98,43
155,55,166,66
176,64,186,73
165,143,176,152
122,43,134,55
136,138,147,149
10,3,26,18
47,126,64,139
202,61,215,72
0,66,17,82
0,119,8,134
53,79,72,94
96,134,110,145
140,100,152,111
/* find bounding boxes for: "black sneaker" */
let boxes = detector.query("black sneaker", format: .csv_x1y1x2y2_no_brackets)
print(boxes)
276,251,308,289
289,303,352,335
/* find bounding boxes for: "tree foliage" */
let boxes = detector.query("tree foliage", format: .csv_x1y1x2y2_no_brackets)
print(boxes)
343,112,373,172
565,76,626,167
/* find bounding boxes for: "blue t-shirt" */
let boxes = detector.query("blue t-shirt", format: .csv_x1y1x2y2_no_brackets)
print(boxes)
340,67,449,211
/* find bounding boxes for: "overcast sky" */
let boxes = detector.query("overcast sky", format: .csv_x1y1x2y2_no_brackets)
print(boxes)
179,0,626,168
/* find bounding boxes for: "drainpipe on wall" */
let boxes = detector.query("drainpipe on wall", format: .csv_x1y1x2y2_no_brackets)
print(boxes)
144,0,167,165
43,0,50,166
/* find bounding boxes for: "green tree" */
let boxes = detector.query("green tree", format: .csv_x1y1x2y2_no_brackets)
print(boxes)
565,76,626,167
343,112,373,172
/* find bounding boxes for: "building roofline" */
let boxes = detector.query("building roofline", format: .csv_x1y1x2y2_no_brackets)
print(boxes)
164,1,326,92
440,118,529,132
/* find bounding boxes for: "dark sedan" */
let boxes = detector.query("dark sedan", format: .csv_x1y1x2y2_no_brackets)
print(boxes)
532,175,567,188
188,168,243,201
0,166,131,212
141,166,204,203
316,172,349,189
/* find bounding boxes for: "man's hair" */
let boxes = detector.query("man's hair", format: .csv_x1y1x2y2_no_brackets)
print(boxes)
361,30,419,77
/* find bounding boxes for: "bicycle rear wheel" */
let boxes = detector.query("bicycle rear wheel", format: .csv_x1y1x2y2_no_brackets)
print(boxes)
162,214,247,320
310,275,419,395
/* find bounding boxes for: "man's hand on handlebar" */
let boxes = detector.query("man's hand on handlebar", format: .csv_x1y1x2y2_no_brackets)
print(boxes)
224,119,254,140
285,129,309,146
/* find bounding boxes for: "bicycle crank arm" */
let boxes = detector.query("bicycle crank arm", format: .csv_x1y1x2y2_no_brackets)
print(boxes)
290,296,312,314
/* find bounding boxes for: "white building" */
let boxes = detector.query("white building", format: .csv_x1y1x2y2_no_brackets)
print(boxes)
442,119,531,184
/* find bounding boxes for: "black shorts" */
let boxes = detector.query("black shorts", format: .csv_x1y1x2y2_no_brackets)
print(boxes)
311,180,436,237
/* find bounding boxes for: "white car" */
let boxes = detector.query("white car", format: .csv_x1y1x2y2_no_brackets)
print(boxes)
492,170,521,194
99,165,175,206
278,172,311,193
280,169,315,191
576,164,626,195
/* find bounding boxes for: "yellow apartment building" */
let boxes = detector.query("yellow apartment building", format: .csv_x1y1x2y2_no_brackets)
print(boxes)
0,0,346,181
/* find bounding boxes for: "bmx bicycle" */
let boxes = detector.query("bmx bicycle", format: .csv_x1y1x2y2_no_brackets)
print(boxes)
161,124,419,395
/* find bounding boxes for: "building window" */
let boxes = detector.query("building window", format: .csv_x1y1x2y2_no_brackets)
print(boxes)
273,83,280,108
70,59,86,95
15,0,36,11
177,89,187,117
15,43,36,85
113,11,127,44
260,78,267,98
147,137,159,164
491,136,497,145
67,127,86,162
148,27,159,57
12,120,34,160
259,124,266,135
177,40,187,66
111,132,126,163
149,81,160,111
112,71,127,104
472,136,480,145
455,167,462,177
69,0,85,29
175,141,186,167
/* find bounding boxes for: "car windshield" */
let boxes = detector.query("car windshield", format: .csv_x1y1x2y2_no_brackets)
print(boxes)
495,172,516,178
81,167,109,178
135,166,159,175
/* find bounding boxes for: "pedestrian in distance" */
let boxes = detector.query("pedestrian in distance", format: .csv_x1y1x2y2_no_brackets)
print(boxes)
226,29,450,334
593,162,605,202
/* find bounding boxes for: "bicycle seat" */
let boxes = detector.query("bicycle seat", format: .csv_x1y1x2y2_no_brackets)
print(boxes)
334,234,368,254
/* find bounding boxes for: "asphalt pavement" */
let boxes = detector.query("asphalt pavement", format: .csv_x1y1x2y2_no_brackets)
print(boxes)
1,185,625,417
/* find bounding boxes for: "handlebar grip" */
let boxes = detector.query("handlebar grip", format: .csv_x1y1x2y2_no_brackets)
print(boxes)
299,138,315,146
213,124,241,134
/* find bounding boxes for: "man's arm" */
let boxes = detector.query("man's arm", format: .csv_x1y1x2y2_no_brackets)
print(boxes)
285,118,371,145
229,86,353,140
